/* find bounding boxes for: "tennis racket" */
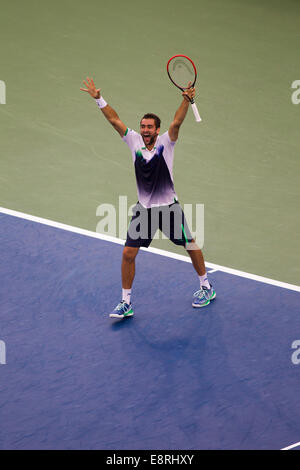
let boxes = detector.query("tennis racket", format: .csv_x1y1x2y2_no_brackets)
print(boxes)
167,54,201,122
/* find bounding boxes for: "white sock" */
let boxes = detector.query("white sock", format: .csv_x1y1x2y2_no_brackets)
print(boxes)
122,288,132,304
199,274,210,289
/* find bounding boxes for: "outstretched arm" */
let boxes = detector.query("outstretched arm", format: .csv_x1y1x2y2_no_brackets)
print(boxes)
168,86,196,142
80,77,127,138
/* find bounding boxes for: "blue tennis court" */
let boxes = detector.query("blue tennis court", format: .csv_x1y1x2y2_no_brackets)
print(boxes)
0,209,299,450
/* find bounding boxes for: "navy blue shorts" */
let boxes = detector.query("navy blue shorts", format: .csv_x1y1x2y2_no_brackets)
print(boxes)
125,201,193,248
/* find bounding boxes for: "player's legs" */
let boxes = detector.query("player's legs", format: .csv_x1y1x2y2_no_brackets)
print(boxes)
110,203,153,319
122,246,140,289
122,203,153,290
109,246,139,318
185,240,216,307
185,240,206,276
161,202,216,308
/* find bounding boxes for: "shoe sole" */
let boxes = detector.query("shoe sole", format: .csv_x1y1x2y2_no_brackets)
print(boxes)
192,292,216,308
109,311,134,319
192,300,210,308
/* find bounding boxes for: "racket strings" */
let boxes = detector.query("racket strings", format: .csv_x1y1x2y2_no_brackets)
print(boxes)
168,57,195,89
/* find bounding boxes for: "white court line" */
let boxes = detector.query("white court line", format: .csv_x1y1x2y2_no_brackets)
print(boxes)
1,206,300,293
281,441,300,450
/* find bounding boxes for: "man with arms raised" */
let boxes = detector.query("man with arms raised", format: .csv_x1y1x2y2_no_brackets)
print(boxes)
80,77,216,318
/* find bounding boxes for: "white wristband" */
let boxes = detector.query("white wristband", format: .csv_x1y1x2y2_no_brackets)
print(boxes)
95,97,107,109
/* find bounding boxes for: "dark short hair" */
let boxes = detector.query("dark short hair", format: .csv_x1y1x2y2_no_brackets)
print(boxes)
140,113,161,129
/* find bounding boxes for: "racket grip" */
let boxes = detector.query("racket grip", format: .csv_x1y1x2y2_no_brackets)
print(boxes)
191,102,202,122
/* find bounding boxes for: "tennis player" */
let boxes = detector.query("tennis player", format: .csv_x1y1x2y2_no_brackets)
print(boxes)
80,77,216,318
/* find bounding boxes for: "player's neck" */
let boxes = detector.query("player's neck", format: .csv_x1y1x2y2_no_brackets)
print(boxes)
145,135,158,151
146,144,155,150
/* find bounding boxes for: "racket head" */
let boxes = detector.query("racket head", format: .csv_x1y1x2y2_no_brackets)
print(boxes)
167,54,197,91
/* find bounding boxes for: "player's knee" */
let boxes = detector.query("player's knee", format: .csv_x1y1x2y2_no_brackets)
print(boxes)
185,239,200,251
123,246,139,263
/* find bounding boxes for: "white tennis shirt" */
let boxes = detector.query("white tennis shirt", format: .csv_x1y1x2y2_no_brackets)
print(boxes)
122,129,178,208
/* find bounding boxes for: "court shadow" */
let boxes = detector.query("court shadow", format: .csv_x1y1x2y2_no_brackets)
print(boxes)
110,316,134,331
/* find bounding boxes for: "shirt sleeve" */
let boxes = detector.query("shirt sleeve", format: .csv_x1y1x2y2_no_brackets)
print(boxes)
122,128,139,147
160,131,176,148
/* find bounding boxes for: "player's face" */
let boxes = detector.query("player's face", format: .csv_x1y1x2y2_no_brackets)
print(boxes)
140,119,160,147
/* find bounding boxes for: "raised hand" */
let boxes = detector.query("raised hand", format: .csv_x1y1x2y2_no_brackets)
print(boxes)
80,77,101,99
182,81,196,102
